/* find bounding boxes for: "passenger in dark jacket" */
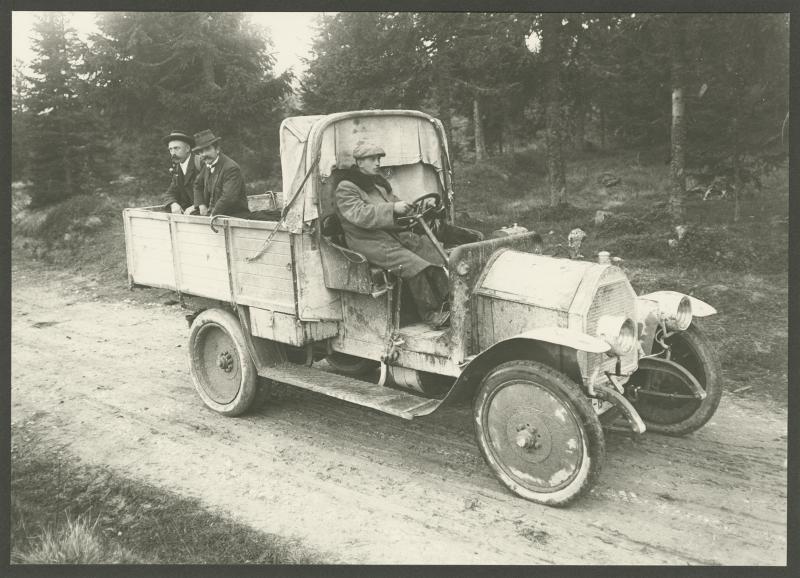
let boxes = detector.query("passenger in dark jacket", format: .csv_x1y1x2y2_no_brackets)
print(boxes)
335,142,450,328
161,131,201,213
191,129,250,218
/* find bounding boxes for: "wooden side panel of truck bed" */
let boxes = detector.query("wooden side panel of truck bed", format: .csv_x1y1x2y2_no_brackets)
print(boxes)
123,207,295,314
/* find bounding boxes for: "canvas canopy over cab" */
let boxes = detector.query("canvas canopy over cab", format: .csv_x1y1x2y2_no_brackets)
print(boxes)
278,110,454,233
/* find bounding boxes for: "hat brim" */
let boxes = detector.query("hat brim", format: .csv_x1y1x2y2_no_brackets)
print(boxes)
163,134,195,147
354,152,386,160
192,137,222,152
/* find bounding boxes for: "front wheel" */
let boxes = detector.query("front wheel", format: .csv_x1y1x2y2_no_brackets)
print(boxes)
630,323,723,436
474,360,605,507
188,308,258,416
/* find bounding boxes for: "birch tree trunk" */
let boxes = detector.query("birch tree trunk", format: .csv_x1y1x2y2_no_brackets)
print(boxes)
542,13,567,206
473,97,487,161
669,16,687,222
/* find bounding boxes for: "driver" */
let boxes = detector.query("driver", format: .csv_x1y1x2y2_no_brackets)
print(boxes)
335,142,450,328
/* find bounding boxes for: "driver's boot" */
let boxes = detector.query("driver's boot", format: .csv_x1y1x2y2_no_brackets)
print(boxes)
407,267,450,329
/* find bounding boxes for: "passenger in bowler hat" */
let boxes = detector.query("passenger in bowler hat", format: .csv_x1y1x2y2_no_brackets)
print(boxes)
161,131,203,214
191,129,250,218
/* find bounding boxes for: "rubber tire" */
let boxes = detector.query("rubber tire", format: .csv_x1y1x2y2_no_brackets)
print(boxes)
188,308,258,417
474,360,605,507
325,352,380,377
634,323,723,436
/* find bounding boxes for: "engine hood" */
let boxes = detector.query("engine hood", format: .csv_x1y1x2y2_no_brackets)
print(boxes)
475,250,605,311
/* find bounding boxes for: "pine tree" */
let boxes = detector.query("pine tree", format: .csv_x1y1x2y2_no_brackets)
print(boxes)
25,13,109,207
12,62,31,183
301,12,431,113
88,12,292,178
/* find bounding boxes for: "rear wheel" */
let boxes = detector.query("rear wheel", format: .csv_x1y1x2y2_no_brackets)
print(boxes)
188,308,258,416
474,360,605,507
630,323,722,436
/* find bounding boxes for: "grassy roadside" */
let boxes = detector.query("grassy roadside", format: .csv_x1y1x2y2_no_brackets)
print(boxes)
10,427,325,564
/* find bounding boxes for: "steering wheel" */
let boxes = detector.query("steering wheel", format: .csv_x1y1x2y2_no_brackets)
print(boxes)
395,192,444,229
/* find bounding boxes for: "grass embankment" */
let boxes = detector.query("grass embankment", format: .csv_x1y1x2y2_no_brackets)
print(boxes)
10,427,323,564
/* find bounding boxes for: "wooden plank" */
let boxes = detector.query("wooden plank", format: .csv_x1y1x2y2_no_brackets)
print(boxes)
226,219,287,232
133,259,175,287
240,297,295,315
180,276,230,300
234,260,293,279
126,208,169,220
180,263,230,282
131,246,174,264
230,247,291,263
132,243,173,263
131,232,173,245
236,268,293,285
176,244,229,265
237,285,296,306
230,229,290,243
229,236,291,254
173,231,226,248
230,252,292,268
129,220,171,238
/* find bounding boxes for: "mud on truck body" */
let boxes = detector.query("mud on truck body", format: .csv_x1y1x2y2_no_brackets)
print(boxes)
123,110,722,506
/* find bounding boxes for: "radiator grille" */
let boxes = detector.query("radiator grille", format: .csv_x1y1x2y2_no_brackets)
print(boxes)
583,277,637,382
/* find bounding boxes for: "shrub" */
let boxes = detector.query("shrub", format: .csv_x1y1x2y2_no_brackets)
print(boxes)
537,202,592,224
603,232,671,261
36,195,118,244
597,213,650,236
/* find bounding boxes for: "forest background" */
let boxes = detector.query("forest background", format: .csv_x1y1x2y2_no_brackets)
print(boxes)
11,12,788,214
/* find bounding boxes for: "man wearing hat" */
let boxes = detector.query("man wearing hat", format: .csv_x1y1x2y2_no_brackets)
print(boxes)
161,131,202,214
335,141,450,328
191,129,250,218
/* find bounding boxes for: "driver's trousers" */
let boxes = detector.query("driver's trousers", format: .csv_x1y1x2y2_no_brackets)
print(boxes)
406,266,449,325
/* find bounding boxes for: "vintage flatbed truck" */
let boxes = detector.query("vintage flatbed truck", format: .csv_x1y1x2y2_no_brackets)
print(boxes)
123,110,722,506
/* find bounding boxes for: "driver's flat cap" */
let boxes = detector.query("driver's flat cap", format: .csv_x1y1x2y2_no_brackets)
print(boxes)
353,142,386,159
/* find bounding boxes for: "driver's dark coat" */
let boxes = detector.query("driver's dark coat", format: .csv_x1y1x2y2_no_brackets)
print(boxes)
335,169,443,279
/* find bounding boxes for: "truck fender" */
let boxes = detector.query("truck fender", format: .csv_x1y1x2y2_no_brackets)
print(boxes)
639,290,717,317
441,328,610,406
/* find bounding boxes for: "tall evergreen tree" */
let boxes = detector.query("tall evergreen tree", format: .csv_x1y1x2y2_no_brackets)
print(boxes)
25,13,109,207
12,62,31,183
301,12,431,113
88,12,292,178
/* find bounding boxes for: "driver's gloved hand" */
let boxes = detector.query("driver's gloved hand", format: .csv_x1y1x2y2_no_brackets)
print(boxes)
393,200,412,215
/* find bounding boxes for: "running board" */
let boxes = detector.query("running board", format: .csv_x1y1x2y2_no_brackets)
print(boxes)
257,363,440,420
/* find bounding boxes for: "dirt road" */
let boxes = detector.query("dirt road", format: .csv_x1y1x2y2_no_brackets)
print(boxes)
11,262,787,565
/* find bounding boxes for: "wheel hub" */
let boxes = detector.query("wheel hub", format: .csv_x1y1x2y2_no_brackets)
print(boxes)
505,411,553,464
217,351,234,372
515,425,542,450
